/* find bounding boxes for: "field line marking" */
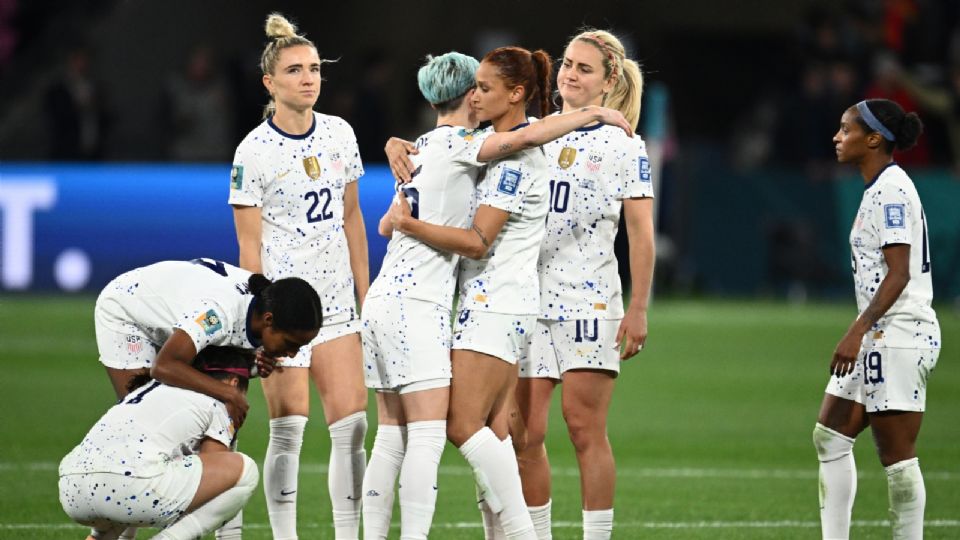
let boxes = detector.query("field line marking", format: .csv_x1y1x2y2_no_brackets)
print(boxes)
11,462,958,481
4,520,960,530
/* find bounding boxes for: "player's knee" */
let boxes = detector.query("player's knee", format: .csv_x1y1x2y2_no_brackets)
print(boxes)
564,412,604,453
813,422,855,462
235,453,259,497
516,441,547,468
446,420,475,448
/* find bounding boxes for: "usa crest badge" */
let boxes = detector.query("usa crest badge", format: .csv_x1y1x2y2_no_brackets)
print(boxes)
558,147,577,169
303,156,321,180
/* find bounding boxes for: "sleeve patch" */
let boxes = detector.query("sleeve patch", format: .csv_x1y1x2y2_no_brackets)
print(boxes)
884,203,906,229
638,157,651,182
195,309,223,336
230,165,243,190
497,168,522,195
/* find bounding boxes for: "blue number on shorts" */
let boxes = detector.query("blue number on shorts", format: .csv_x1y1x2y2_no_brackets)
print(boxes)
191,258,228,277
574,319,599,343
401,186,421,219
864,351,884,384
548,180,570,213
305,188,334,223
126,380,161,404
920,209,931,273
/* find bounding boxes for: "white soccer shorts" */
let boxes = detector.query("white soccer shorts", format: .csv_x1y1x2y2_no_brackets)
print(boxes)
519,318,621,379
362,295,452,390
451,309,535,365
825,345,939,412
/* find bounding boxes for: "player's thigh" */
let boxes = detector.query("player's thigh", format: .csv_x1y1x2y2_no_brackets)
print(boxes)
560,369,615,433
261,365,311,418
817,393,868,438
187,451,244,512
309,330,367,424
400,386,450,422
375,390,406,425
448,349,515,443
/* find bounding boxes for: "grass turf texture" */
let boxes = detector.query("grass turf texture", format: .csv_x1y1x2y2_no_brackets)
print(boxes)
1,297,957,539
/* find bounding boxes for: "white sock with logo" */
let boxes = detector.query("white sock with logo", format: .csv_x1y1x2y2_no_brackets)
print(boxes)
398,420,447,539
329,411,367,539
459,428,535,539
265,415,307,540
362,424,406,540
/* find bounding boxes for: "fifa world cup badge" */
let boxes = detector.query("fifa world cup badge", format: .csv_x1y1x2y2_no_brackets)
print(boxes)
302,156,322,180
558,147,577,169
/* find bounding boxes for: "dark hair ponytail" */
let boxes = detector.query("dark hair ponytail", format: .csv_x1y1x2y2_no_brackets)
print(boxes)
482,46,553,118
126,346,256,394
529,49,553,118
856,98,924,153
250,275,322,332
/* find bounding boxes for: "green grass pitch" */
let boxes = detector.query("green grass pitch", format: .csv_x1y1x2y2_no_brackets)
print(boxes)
1,297,957,539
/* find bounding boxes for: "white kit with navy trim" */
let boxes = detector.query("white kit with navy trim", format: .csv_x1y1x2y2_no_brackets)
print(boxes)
229,112,364,326
539,123,654,321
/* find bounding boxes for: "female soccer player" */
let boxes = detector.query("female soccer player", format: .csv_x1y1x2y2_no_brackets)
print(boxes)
228,13,369,539
507,30,653,540
365,52,633,540
95,258,322,424
60,347,260,540
384,45,552,540
815,99,940,540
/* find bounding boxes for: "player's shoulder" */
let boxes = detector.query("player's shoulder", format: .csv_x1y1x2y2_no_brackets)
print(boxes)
234,120,274,155
875,164,919,199
315,112,355,135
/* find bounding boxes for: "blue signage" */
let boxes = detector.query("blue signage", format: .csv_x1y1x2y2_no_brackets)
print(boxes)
0,164,396,292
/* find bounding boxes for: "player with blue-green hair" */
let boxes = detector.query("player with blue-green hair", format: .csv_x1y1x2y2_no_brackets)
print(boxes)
362,50,633,539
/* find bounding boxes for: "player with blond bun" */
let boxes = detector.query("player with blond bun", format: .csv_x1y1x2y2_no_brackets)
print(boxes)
514,29,654,540
229,13,369,540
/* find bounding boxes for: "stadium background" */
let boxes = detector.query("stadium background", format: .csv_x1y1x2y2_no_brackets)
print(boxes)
0,0,958,538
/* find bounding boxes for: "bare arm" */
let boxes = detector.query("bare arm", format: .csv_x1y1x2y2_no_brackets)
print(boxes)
343,181,370,307
388,195,509,259
831,244,911,376
618,198,656,359
378,210,394,238
232,205,263,273
477,106,633,162
150,329,249,427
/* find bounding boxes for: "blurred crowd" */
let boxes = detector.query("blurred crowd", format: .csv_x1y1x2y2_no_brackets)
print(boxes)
734,0,960,177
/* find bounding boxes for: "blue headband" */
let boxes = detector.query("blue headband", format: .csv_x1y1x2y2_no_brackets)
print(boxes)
856,101,895,141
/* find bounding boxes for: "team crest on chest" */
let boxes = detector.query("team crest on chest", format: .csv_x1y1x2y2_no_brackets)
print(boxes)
558,147,577,169
303,156,322,180
586,151,603,173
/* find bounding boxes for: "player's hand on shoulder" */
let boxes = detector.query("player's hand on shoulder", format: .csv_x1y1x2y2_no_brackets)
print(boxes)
385,137,418,183
593,106,634,138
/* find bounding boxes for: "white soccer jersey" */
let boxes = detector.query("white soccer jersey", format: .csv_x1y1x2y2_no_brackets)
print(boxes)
849,163,940,348
539,124,654,321
59,382,234,477
229,112,365,325
458,130,549,315
368,126,488,307
98,259,258,352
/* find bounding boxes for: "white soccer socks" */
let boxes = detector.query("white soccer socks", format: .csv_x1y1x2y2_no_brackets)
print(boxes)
459,427,536,540
362,424,407,540
528,499,552,540
886,457,925,540
117,527,137,539
582,509,613,540
398,420,447,539
155,454,258,540
264,415,308,540
329,411,368,539
814,423,857,539
214,510,242,540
